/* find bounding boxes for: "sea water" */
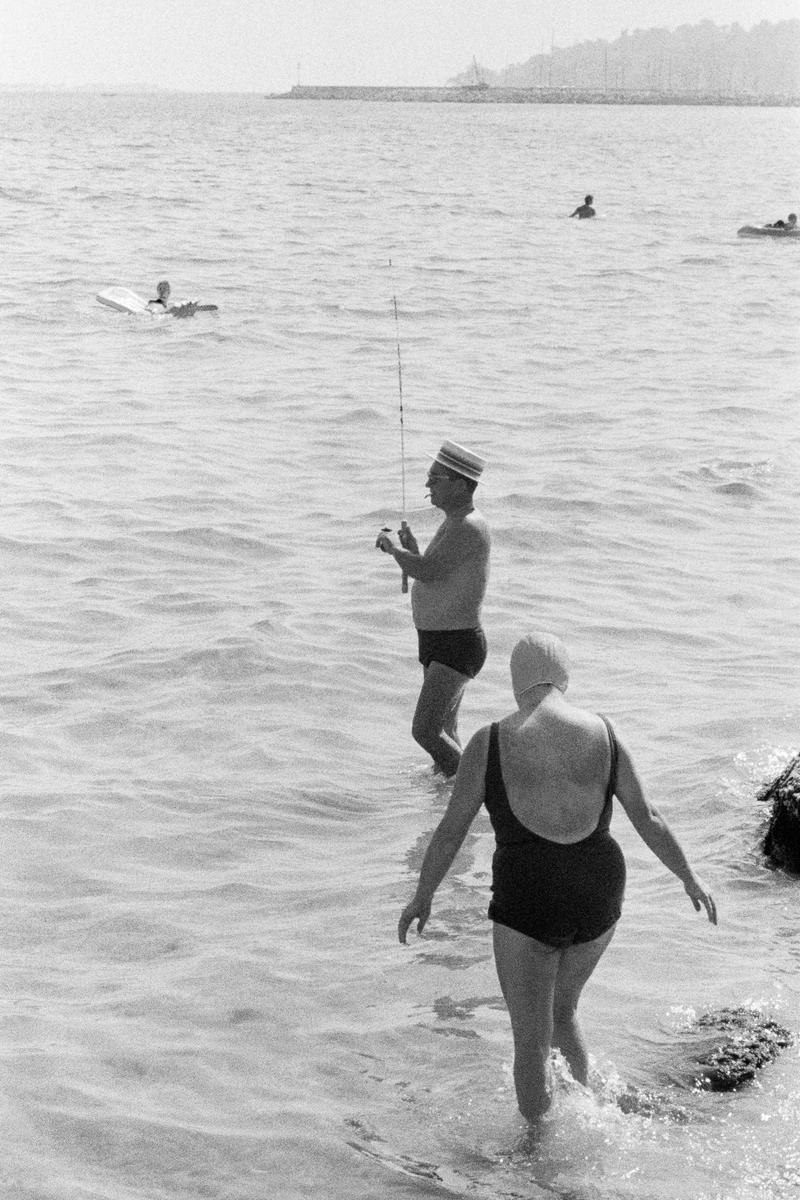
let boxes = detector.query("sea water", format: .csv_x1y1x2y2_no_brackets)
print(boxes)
1,92,799,1199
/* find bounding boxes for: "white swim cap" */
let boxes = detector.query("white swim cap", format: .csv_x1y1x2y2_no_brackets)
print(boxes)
510,632,570,700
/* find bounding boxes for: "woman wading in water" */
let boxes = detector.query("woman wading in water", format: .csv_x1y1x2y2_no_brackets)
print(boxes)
398,632,717,1122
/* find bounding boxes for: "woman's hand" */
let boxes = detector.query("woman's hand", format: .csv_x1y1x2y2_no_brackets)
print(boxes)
684,875,717,925
398,895,431,943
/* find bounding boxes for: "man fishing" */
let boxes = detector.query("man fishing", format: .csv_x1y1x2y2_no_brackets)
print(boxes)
376,440,490,777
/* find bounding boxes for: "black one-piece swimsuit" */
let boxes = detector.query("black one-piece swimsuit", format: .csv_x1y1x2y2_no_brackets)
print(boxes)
484,716,626,948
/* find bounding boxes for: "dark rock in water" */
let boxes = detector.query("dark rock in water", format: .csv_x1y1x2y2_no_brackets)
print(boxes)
689,1007,793,1091
758,752,800,872
615,1084,689,1122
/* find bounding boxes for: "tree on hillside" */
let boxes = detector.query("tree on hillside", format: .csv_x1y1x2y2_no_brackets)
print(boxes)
449,20,800,96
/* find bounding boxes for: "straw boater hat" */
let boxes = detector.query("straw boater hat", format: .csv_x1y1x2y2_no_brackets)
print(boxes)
428,440,485,483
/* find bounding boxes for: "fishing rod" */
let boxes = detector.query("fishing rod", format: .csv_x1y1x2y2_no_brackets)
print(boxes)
392,290,409,594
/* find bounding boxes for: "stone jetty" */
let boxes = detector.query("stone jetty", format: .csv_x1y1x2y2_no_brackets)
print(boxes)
269,84,800,107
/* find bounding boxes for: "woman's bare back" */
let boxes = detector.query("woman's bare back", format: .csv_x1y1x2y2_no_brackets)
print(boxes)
498,695,612,843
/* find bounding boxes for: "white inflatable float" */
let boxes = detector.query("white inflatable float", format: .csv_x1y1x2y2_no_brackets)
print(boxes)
96,287,218,315
737,225,800,239
96,287,152,314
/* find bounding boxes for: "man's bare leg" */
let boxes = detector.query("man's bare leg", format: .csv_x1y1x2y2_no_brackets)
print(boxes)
441,681,463,749
411,661,468,777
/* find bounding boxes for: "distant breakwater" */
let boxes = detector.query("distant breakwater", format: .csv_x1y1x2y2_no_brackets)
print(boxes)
270,84,799,107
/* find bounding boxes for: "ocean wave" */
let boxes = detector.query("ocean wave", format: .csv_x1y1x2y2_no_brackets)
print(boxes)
713,480,762,497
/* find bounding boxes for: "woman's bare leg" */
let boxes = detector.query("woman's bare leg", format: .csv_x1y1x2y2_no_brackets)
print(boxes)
552,925,616,1085
492,923,560,1122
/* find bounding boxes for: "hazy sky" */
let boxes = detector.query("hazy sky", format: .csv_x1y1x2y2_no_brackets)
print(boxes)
2,0,797,92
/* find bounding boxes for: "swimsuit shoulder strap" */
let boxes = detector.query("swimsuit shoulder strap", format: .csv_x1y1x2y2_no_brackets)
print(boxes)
483,721,528,842
597,714,619,806
486,721,500,783
484,722,508,812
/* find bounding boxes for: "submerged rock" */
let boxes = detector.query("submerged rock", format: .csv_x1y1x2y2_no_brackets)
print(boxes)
689,1007,793,1091
758,752,800,872
615,1084,689,1122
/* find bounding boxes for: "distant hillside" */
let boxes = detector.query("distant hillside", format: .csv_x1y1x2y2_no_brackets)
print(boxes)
451,20,800,98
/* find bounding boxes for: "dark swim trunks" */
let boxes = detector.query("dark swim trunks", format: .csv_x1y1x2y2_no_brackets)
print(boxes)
484,716,625,948
417,627,487,679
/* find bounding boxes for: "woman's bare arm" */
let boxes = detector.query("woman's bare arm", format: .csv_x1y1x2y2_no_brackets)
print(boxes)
614,733,717,925
398,727,489,942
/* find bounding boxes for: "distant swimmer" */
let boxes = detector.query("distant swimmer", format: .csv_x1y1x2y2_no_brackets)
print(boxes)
147,280,198,318
766,212,797,230
147,280,170,310
569,194,596,219
147,280,218,317
375,440,490,778
398,632,717,1124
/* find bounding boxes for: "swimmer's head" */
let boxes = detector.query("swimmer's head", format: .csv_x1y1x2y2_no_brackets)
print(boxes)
510,632,570,702
156,280,171,299
788,214,797,227
585,195,593,205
